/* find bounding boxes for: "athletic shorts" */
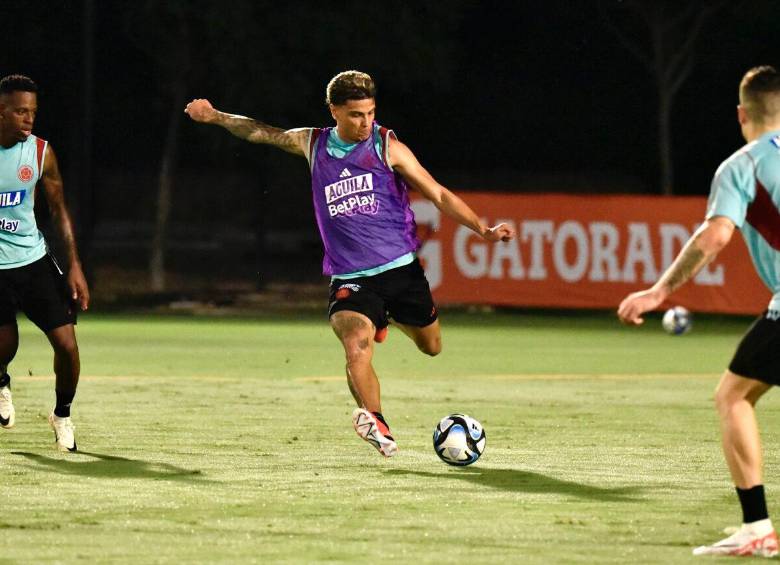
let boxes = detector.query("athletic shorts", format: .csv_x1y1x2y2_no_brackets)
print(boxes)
728,310,780,385
0,254,77,333
328,258,438,330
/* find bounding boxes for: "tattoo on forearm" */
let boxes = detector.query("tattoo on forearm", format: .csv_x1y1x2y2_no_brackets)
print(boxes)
218,114,301,154
662,243,707,293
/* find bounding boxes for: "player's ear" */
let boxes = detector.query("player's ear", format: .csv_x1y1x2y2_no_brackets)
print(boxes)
737,105,748,125
329,103,338,121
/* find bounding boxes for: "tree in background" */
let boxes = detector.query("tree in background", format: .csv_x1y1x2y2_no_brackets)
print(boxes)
120,0,467,291
598,0,726,195
121,1,256,291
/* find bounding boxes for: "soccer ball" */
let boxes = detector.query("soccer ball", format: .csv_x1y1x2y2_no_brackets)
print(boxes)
433,413,486,466
662,306,692,335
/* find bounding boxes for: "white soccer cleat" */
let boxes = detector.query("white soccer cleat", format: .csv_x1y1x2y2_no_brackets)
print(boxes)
48,413,77,452
693,521,779,557
0,383,15,429
352,408,397,458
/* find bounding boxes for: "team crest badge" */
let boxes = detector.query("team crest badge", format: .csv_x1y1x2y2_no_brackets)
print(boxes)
335,283,361,300
17,165,33,183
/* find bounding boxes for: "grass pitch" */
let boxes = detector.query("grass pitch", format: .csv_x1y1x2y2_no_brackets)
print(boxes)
0,310,775,563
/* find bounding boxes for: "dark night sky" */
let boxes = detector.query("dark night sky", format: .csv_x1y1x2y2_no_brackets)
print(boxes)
3,0,780,260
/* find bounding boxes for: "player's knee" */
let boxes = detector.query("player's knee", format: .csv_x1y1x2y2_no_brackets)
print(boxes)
419,337,442,357
345,346,371,368
341,334,373,366
714,387,730,416
52,335,79,359
714,384,743,418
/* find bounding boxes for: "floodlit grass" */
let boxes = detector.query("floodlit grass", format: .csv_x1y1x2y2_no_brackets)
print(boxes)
0,311,774,563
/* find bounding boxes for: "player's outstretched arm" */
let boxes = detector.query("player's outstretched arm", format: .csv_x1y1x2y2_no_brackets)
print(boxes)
40,145,89,311
617,216,735,325
184,98,308,157
388,138,514,242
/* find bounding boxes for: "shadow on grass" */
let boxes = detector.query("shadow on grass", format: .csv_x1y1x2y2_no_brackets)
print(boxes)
385,467,641,502
11,451,209,482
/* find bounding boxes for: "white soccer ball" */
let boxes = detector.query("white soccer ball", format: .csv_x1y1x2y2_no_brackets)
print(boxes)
433,413,486,466
662,306,692,335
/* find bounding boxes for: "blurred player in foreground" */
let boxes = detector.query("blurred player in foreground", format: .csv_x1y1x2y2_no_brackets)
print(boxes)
0,75,89,452
618,66,780,558
185,71,514,457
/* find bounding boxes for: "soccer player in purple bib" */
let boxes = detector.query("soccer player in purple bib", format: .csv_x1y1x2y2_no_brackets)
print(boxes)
619,66,780,557
186,71,514,457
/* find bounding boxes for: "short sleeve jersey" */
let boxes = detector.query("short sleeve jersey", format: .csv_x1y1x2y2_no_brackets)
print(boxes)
706,130,780,310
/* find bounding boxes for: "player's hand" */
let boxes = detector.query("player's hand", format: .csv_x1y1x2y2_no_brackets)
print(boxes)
483,223,515,242
184,99,218,123
67,262,90,311
617,289,664,326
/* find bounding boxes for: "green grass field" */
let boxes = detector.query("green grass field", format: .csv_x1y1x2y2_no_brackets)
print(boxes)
0,310,775,563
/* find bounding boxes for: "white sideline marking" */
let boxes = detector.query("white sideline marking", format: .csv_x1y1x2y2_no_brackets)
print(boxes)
15,373,717,383
297,373,716,382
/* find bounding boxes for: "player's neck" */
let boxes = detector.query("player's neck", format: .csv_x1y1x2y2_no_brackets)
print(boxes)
334,126,361,145
745,122,780,142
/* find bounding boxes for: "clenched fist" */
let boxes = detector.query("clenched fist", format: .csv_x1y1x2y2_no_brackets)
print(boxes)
184,99,218,123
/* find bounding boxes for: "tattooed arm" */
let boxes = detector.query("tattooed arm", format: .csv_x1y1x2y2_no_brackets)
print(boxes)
184,99,309,157
617,216,735,325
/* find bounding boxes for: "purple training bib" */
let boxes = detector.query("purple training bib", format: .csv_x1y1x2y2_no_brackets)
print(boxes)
310,124,419,275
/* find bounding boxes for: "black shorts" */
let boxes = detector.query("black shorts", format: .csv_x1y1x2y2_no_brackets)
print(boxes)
0,254,77,333
728,310,780,385
328,258,438,330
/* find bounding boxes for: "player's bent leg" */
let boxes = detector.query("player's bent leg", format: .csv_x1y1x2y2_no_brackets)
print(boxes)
331,311,380,411
694,370,777,557
0,323,19,429
714,370,771,489
46,324,79,452
331,311,397,457
392,319,441,356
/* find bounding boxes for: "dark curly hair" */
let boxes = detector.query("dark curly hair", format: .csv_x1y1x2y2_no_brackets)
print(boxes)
0,74,38,95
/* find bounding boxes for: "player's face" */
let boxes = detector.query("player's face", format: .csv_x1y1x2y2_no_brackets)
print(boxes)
0,91,37,143
330,98,375,143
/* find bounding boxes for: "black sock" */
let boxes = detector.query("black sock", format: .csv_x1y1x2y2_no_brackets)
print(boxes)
737,485,770,524
0,373,9,388
54,389,75,418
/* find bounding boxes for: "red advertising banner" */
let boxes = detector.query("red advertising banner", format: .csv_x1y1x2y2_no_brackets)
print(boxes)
410,193,770,314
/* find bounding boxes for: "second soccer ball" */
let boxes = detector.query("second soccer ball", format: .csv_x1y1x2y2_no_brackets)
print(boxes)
662,306,692,335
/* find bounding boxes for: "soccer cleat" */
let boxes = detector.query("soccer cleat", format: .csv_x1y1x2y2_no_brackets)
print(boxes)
692,523,778,557
374,326,388,343
0,382,14,428
352,408,397,457
48,413,77,452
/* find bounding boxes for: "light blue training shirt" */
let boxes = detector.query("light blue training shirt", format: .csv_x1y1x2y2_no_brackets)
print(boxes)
706,129,780,311
0,134,48,268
